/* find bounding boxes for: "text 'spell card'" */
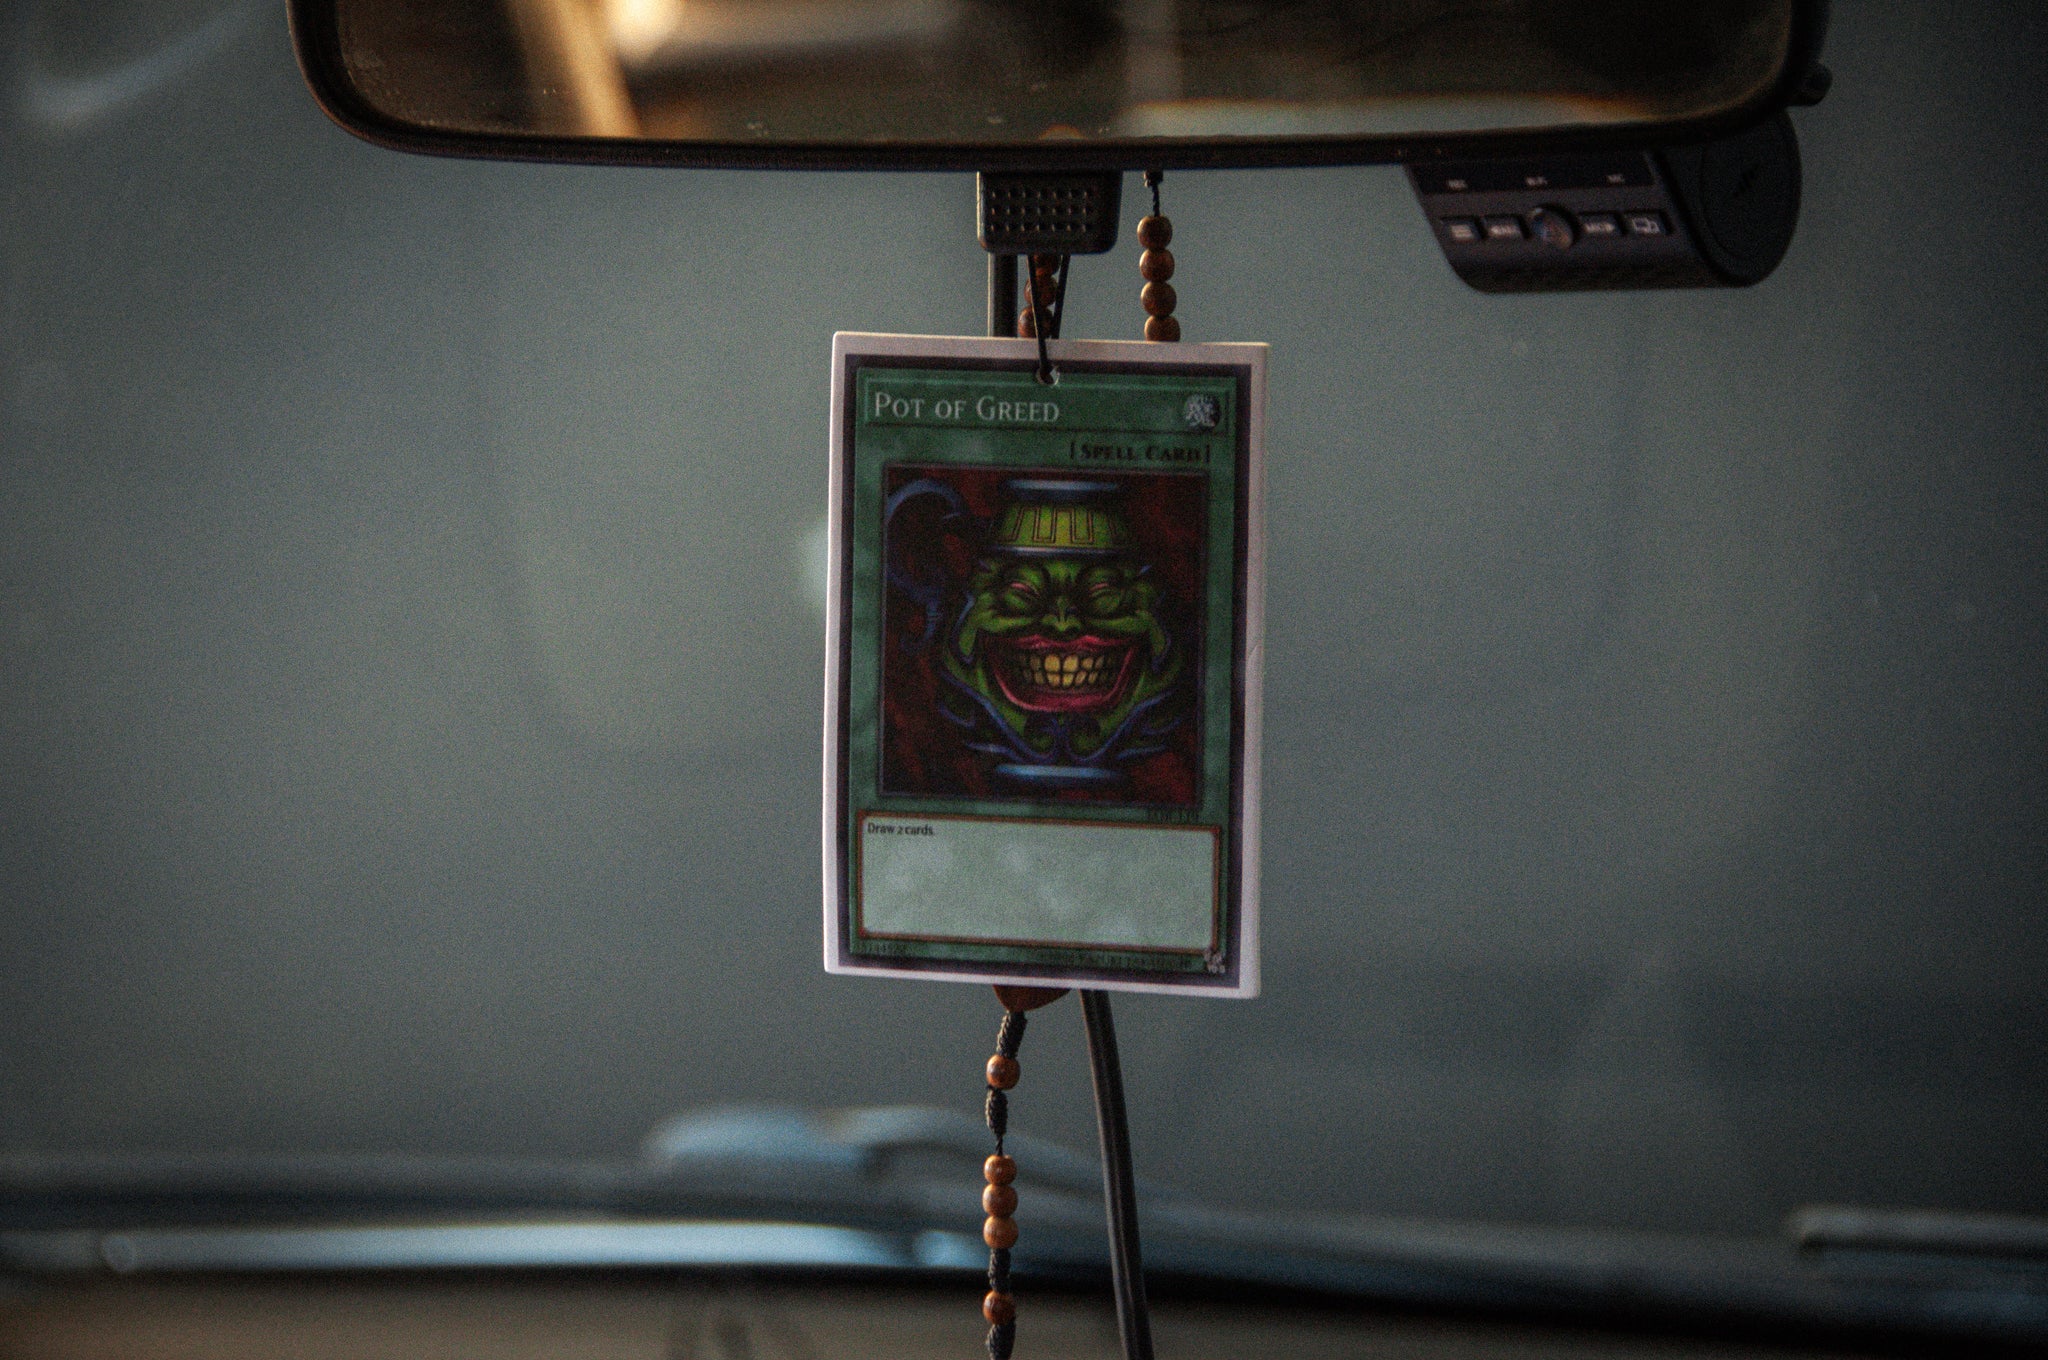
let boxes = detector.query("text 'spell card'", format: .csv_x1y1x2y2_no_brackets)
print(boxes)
824,334,1265,997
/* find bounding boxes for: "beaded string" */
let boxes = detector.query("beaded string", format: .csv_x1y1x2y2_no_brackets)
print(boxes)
1138,171,1178,343
981,1007,1027,1360
1016,253,1070,340
1018,252,1071,385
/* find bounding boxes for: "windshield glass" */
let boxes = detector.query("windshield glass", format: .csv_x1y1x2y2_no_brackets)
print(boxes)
1,0,2043,1342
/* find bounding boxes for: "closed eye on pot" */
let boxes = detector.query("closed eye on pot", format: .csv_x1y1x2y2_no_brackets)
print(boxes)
1081,568,1130,612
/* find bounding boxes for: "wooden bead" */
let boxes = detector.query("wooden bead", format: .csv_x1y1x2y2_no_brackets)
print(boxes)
985,1154,1017,1185
1017,307,1036,338
1137,214,1172,250
1144,315,1181,343
983,1182,1018,1216
983,1291,1017,1326
1139,248,1174,283
992,985,1068,1012
986,1055,1019,1090
984,1215,1019,1249
1141,281,1177,317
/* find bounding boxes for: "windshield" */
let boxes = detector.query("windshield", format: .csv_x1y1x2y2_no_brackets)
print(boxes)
2,0,2044,1351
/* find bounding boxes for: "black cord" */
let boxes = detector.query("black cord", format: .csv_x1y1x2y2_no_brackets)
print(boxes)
1145,169,1163,218
1025,260,1061,385
1049,256,1070,340
1080,990,1153,1360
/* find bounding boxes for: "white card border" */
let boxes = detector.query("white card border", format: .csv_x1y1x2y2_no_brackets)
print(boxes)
822,332,1264,999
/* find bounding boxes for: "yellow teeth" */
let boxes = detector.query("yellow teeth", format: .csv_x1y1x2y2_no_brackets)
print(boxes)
1015,649,1116,691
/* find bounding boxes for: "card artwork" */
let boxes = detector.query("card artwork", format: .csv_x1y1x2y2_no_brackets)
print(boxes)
824,334,1264,996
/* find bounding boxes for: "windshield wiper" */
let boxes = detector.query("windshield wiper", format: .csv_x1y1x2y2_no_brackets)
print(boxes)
6,1105,2047,1350
0,1104,1107,1234
1790,1204,2048,1264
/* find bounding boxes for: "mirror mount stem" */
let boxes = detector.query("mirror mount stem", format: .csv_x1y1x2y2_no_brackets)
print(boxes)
989,255,1018,340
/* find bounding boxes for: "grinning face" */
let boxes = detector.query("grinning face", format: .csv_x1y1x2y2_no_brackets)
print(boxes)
986,560,1143,713
947,552,1181,759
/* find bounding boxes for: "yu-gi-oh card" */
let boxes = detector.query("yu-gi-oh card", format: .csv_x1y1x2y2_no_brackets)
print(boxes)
824,334,1264,997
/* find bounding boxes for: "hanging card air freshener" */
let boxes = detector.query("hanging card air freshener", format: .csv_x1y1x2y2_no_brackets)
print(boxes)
824,333,1264,996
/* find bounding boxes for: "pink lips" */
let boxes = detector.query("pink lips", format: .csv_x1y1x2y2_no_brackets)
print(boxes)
992,635,1137,713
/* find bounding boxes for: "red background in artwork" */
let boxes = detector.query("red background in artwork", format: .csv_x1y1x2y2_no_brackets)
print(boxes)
879,465,1205,807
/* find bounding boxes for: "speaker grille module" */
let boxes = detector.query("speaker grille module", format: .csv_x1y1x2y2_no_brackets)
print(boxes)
978,173,1124,255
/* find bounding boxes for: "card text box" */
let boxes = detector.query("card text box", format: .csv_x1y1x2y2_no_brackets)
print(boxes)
858,814,1216,951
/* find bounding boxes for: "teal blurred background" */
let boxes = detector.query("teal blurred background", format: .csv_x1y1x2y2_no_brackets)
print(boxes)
1,0,2042,1237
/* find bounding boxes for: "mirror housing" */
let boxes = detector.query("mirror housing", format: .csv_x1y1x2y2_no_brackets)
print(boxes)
288,0,1828,171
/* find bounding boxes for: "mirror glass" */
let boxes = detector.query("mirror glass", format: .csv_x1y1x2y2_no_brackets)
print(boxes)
322,0,1797,150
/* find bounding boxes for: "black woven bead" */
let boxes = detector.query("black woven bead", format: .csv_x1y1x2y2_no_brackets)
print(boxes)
997,1010,1028,1058
985,1087,1008,1140
988,1320,1017,1360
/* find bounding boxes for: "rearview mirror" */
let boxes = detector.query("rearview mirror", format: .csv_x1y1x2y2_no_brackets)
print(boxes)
289,0,1825,169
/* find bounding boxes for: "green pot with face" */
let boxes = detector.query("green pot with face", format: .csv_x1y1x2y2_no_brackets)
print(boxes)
940,478,1185,790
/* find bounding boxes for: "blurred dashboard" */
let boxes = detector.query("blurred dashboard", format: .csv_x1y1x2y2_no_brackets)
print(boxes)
0,1275,1897,1360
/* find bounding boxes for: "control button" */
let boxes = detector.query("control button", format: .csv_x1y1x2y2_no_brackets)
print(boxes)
1625,210,1671,237
1442,217,1482,244
1481,215,1526,241
1527,206,1577,250
1578,212,1622,239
